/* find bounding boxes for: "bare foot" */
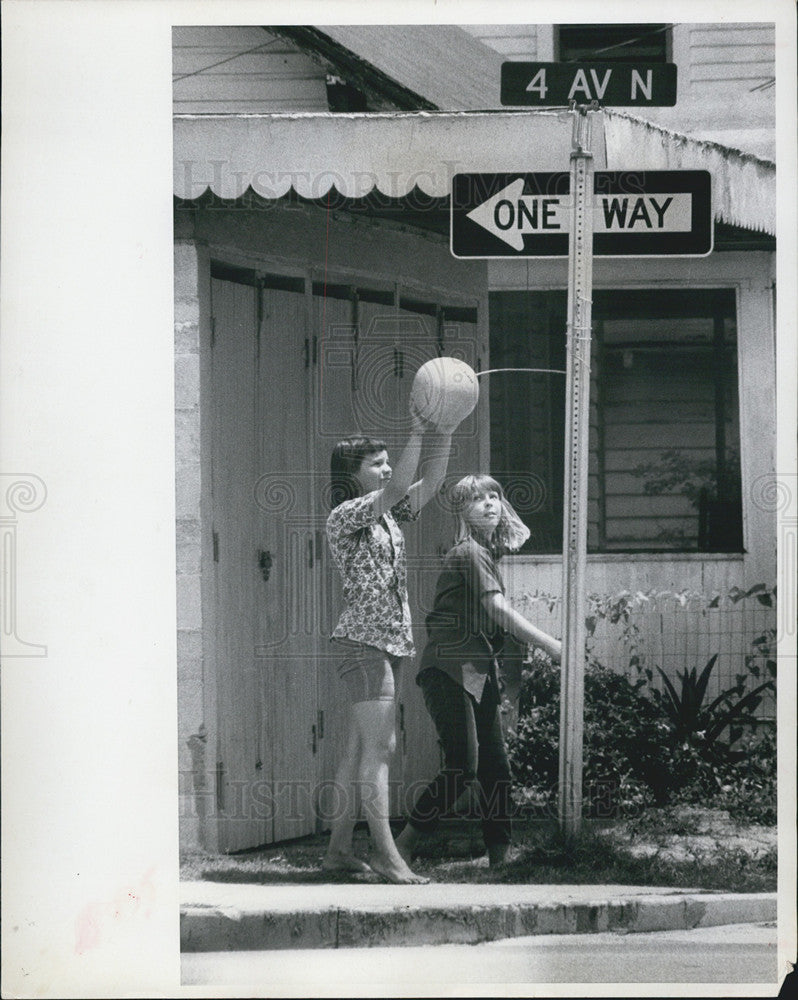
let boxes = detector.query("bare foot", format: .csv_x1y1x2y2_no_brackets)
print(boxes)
322,851,373,874
395,842,413,869
394,825,421,867
487,843,514,868
369,855,430,885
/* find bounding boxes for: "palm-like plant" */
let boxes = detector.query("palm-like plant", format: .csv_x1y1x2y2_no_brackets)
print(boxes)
655,654,774,752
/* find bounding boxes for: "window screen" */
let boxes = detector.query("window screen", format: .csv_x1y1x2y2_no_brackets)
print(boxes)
489,288,742,554
557,24,670,64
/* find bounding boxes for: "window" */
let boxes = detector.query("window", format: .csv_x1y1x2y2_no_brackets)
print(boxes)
325,74,369,112
557,24,670,64
489,289,742,554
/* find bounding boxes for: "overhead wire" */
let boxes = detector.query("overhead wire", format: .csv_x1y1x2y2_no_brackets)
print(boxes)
173,38,283,82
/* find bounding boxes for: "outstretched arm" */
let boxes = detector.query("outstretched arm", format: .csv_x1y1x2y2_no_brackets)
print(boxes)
482,591,562,662
371,426,424,519
372,404,447,518
406,429,453,513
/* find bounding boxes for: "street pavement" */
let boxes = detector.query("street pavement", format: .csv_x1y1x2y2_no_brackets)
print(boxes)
181,921,782,993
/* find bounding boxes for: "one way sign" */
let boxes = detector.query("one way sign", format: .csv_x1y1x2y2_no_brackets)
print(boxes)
451,171,713,258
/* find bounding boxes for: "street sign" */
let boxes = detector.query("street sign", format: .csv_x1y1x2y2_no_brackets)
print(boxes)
451,171,712,258
501,62,677,107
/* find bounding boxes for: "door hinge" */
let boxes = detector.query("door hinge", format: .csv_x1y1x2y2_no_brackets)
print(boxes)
315,529,323,565
212,529,219,563
317,709,325,739
215,760,225,811
210,315,216,348
303,335,318,368
258,548,273,582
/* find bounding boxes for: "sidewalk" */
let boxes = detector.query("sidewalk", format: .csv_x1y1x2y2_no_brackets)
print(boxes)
181,880,776,951
180,811,777,951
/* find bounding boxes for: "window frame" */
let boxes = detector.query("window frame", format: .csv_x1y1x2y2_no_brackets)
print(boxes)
554,23,672,64
488,282,744,556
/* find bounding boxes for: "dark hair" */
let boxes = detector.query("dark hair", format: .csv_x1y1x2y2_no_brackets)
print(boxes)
329,436,388,508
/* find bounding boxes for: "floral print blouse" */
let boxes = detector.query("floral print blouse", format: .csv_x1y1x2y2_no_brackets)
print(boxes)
326,491,419,657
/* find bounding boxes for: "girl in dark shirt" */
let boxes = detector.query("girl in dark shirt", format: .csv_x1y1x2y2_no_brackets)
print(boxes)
395,474,561,867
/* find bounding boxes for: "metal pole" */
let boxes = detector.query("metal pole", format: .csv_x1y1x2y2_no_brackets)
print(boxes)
559,105,596,840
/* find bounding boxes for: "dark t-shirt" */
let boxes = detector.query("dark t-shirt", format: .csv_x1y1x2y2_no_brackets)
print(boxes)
418,536,506,701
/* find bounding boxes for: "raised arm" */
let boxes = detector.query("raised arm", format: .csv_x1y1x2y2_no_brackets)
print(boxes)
370,422,424,519
482,591,562,662
406,429,453,513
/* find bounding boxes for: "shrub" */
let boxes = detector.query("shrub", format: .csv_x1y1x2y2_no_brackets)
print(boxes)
507,652,668,817
646,650,775,802
508,653,560,811
698,724,776,825
507,655,776,821
508,584,777,822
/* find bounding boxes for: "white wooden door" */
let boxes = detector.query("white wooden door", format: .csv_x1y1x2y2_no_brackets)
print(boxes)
256,282,320,843
210,276,271,852
313,292,357,828
211,274,320,851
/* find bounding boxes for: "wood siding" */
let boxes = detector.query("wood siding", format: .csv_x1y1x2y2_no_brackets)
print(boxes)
687,24,775,87
461,24,540,60
173,24,775,130
173,26,329,113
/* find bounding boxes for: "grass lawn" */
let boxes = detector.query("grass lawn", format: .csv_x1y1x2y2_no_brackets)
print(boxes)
180,806,776,893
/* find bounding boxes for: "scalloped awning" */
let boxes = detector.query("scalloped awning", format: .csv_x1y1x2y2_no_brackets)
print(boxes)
174,111,775,236
603,111,775,236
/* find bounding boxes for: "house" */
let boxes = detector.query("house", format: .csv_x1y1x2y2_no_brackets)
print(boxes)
173,23,778,852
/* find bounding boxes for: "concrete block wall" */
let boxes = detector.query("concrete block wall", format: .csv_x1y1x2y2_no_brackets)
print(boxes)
174,237,211,850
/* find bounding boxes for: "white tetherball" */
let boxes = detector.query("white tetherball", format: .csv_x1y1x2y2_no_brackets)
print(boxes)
410,357,479,432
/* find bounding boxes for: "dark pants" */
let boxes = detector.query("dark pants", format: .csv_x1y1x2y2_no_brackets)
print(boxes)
407,667,513,847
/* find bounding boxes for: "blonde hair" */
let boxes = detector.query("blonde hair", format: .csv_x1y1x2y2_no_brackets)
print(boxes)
448,474,530,556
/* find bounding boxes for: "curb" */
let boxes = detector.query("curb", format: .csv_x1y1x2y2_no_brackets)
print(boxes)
180,891,776,951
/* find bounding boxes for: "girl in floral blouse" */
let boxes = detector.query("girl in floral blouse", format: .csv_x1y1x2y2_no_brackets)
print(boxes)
323,413,452,883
